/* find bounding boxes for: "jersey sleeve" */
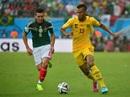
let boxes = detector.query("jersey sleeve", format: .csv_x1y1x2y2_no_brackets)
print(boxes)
23,21,32,35
47,23,54,34
90,17,101,27
61,18,74,29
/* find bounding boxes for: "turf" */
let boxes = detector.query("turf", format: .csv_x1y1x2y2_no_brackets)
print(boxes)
0,52,130,97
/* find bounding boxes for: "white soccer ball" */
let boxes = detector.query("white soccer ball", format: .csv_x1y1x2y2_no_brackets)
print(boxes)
57,82,69,94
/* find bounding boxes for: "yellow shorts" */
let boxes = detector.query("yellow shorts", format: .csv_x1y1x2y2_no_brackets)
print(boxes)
73,46,94,66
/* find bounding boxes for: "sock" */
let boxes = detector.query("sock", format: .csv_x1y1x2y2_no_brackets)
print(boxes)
39,67,47,82
98,79,106,88
90,64,106,88
38,80,42,84
93,81,97,86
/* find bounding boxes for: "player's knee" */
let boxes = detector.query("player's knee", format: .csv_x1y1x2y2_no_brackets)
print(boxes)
87,61,94,67
86,56,94,66
37,64,42,71
42,58,49,69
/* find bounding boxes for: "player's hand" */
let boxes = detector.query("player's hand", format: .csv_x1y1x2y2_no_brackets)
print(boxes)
66,32,72,36
48,46,54,60
112,32,121,38
26,47,33,55
50,46,54,54
61,28,72,36
62,31,72,36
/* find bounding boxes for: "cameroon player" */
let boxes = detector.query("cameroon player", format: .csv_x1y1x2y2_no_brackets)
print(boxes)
61,4,118,94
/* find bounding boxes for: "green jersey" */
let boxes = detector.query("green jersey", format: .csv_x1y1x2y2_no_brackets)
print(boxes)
24,20,54,48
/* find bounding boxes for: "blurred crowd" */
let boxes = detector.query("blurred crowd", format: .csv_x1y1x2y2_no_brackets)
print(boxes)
91,32,130,52
0,0,130,52
0,0,130,18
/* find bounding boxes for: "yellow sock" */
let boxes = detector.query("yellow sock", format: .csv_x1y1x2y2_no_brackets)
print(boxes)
90,64,106,88
98,79,106,88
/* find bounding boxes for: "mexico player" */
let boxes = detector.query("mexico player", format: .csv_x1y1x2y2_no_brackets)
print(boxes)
23,8,55,91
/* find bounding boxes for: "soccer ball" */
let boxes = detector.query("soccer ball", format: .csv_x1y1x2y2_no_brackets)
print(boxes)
57,82,69,94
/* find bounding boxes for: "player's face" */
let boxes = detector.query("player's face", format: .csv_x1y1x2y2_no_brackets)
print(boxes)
35,12,44,23
76,7,86,21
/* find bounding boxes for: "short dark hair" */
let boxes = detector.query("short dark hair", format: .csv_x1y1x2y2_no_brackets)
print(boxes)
77,4,87,11
36,8,44,13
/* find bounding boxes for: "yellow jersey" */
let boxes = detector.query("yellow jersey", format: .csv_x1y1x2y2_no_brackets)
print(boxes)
62,16,101,51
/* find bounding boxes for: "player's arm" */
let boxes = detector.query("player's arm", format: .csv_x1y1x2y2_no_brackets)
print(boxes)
22,28,32,55
50,32,55,53
60,28,72,36
48,25,55,53
60,18,73,36
99,23,114,36
91,17,119,37
50,33,55,48
100,23,121,37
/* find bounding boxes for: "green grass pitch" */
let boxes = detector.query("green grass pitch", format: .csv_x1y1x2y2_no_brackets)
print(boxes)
0,52,130,97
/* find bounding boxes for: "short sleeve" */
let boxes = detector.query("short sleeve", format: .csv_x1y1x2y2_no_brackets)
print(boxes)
47,22,54,34
23,21,33,35
90,17,101,27
61,18,74,29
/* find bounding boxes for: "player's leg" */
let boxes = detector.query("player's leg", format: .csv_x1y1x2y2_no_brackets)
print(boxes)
38,44,53,81
76,53,98,92
40,58,49,81
36,58,50,91
33,47,44,91
35,45,52,90
93,80,98,92
82,46,101,92
85,55,108,94
79,62,94,80
37,59,48,81
33,45,52,91
35,64,44,91
75,53,92,79
79,61,98,92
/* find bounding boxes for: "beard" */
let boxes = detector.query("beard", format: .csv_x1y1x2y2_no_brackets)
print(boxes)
78,16,86,21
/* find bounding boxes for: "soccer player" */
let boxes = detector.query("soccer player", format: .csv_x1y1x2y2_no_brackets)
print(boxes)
22,8,55,91
61,4,118,94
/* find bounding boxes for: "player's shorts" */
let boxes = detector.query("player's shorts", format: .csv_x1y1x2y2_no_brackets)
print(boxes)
73,45,94,66
33,44,52,65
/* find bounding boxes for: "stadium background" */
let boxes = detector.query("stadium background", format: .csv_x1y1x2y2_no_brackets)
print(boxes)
0,1,130,97
0,0,130,52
